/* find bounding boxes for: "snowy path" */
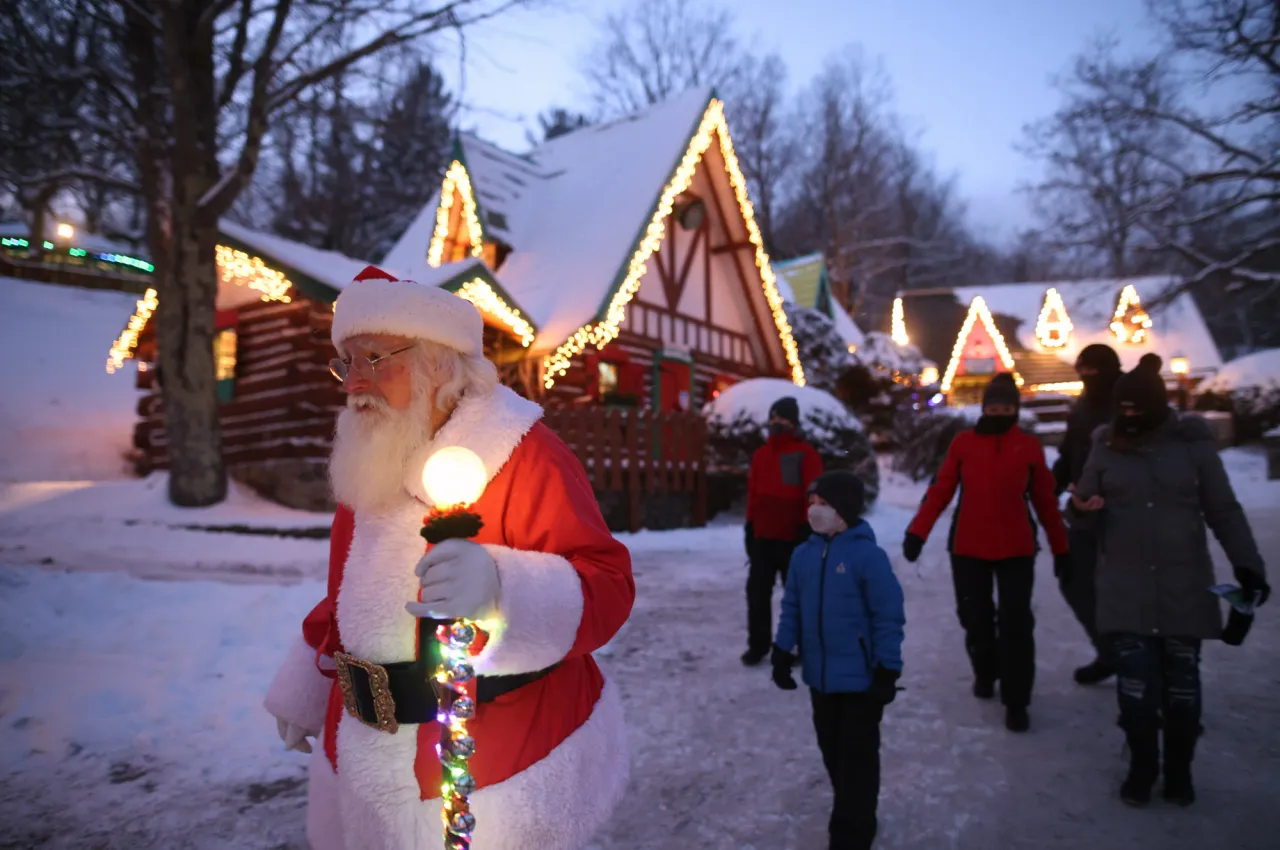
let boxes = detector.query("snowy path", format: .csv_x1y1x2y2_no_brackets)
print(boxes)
2,458,1279,848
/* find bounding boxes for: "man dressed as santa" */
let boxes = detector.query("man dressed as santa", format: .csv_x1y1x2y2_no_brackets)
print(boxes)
264,266,634,849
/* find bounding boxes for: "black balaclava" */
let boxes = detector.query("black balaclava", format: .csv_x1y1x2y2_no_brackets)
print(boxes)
976,373,1020,435
807,471,866,528
767,396,800,437
1076,343,1122,406
1112,353,1170,438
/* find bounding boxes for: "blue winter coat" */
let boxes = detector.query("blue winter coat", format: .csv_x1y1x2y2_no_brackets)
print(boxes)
774,521,906,693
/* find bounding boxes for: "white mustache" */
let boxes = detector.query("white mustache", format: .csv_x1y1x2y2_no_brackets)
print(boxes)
348,394,390,413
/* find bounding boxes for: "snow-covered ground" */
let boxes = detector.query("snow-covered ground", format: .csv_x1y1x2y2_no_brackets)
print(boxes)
2,454,1279,849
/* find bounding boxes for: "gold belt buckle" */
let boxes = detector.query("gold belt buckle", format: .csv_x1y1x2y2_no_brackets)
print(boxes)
334,651,399,734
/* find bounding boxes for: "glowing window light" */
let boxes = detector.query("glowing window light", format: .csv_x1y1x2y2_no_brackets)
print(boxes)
1110,284,1152,344
1035,287,1073,348
426,161,485,268
539,98,805,389
939,296,1021,393
106,288,158,373
215,244,293,303
1027,381,1083,394
454,277,536,347
891,297,910,346
56,223,74,240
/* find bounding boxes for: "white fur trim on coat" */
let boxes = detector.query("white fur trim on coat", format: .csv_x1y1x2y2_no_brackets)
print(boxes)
473,546,585,677
403,384,544,506
264,635,333,735
306,750,345,850
332,274,484,357
316,677,628,850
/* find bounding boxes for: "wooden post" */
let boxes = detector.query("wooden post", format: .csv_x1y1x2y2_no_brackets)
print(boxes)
691,415,708,527
590,407,605,491
626,408,642,532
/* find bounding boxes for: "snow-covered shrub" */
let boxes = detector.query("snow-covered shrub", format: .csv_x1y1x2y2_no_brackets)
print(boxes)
1194,349,1280,443
783,304,855,392
704,379,879,506
853,331,926,377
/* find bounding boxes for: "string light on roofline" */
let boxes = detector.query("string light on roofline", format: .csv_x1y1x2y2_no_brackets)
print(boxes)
1035,287,1073,348
1110,284,1151,344
539,98,805,389
106,288,158,373
1027,381,1083,395
428,161,485,268
939,296,1021,393
455,278,535,347
891,297,910,346
216,245,293,303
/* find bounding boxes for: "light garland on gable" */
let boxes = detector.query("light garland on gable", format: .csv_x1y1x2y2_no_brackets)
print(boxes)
891,296,910,346
939,296,1021,393
106,288,158,373
455,278,535,347
216,245,293,303
1035,287,1073,348
1110,284,1152,344
427,161,485,268
1027,381,1083,395
540,98,805,389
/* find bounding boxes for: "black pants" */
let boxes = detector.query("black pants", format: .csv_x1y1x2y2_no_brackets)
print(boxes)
1059,526,1106,659
950,555,1036,708
747,537,795,655
810,689,884,850
1111,634,1202,734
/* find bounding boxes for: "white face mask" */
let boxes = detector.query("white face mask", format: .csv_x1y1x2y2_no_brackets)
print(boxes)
808,504,847,536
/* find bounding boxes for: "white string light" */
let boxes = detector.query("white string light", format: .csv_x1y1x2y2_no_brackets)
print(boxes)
939,296,1021,393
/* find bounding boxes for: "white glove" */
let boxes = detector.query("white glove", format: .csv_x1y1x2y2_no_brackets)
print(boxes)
275,716,315,754
405,538,499,621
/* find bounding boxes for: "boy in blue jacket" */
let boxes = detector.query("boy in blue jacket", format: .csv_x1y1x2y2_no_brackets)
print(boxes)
772,471,906,850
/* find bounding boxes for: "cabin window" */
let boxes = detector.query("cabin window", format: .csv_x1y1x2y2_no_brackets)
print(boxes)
214,328,238,401
598,361,619,396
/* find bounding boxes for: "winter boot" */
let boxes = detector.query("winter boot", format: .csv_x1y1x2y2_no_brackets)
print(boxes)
972,678,996,700
1119,725,1160,806
1073,658,1115,685
740,649,767,667
1162,726,1199,807
1005,706,1030,733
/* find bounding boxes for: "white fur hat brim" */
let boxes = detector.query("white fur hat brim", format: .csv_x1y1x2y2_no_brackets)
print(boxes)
331,265,484,357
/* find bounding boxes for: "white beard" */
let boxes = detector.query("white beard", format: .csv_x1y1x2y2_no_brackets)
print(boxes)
329,390,434,514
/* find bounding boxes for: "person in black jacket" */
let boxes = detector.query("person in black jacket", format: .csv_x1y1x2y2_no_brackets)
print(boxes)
1051,343,1122,685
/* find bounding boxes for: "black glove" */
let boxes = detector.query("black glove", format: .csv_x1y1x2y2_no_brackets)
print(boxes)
1235,569,1271,607
870,664,901,705
902,533,924,563
770,646,797,690
1054,552,1072,582
744,522,754,553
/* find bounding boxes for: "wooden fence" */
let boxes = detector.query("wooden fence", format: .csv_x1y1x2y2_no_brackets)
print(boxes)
543,407,707,532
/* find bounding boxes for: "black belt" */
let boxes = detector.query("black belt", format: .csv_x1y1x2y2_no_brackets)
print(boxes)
334,618,558,734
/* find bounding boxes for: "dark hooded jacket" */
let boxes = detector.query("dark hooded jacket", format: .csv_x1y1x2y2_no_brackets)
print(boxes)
1074,413,1266,639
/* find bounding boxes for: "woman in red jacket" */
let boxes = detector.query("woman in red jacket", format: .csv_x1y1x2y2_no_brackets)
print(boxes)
902,373,1069,732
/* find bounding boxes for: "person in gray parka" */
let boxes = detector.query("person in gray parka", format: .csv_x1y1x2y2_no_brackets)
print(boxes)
1073,353,1269,808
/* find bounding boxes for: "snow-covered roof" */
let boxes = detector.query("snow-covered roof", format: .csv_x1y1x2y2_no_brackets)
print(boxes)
703,377,861,436
218,220,370,297
1199,348,1280,393
948,276,1222,373
385,87,716,352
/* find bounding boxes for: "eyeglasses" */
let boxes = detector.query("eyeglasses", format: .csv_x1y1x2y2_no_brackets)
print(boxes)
329,343,416,383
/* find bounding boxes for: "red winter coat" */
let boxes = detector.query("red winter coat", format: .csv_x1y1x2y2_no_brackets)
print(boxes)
747,432,823,541
908,425,1068,560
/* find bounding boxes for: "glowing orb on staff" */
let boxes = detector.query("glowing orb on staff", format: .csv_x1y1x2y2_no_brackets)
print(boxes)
421,447,486,544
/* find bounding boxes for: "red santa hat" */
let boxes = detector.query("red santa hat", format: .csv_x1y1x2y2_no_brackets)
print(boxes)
331,264,484,357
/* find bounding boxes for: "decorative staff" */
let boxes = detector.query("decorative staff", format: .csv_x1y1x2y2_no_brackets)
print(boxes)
419,446,488,850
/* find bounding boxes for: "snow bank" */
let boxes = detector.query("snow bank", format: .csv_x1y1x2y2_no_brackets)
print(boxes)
948,404,1039,427
1200,348,1280,393
703,377,858,432
0,278,144,481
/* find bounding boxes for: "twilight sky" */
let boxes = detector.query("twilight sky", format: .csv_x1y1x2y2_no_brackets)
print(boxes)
431,0,1160,244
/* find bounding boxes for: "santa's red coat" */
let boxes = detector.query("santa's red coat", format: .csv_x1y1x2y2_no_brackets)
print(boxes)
265,385,634,850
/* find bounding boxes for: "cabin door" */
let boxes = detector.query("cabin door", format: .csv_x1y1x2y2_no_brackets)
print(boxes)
654,351,693,412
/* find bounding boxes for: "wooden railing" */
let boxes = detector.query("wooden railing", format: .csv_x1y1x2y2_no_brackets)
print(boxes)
542,407,707,532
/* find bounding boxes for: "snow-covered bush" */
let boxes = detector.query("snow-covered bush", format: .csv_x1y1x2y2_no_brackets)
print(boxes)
704,378,879,506
853,331,926,377
783,304,855,392
1194,349,1280,443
